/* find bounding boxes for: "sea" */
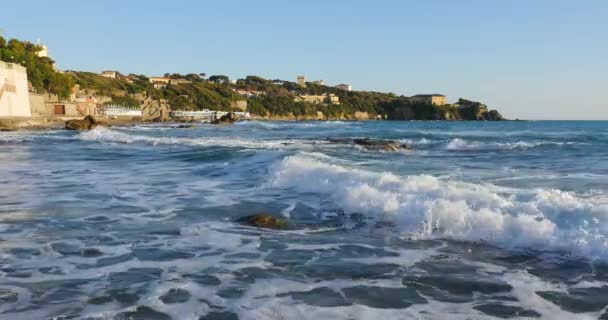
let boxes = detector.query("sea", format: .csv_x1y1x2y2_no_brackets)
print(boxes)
1,120,608,320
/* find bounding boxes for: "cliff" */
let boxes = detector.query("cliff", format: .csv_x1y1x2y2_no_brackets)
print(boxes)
384,98,505,121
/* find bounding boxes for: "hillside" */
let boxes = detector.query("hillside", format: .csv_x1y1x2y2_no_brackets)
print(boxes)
1,35,505,121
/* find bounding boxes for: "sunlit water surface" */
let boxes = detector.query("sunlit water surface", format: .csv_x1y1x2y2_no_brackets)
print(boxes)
1,120,608,319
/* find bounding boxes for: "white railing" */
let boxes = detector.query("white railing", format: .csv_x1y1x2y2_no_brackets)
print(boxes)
171,110,251,118
171,110,217,117
100,105,142,117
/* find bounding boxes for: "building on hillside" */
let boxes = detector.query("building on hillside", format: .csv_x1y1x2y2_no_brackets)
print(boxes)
36,43,49,58
99,105,142,117
335,84,352,91
149,77,171,84
312,80,324,85
153,82,167,90
101,71,118,79
294,93,340,105
233,88,265,98
408,94,447,106
297,75,306,86
0,61,32,118
169,79,192,85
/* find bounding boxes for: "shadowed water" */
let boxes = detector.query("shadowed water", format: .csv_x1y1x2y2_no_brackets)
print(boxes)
1,120,608,319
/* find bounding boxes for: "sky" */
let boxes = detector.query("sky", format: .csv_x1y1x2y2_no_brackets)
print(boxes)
1,0,607,119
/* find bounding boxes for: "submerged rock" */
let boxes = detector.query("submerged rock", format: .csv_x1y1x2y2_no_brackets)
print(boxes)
212,112,238,125
115,306,171,320
353,138,412,151
65,115,99,131
327,138,412,152
237,214,287,229
160,288,191,304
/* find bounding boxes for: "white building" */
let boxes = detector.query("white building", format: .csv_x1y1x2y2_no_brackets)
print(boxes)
36,45,49,58
101,71,117,79
335,84,352,91
99,105,142,117
297,75,306,86
0,61,32,118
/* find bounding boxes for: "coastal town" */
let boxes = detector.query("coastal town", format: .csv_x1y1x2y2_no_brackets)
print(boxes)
0,38,503,130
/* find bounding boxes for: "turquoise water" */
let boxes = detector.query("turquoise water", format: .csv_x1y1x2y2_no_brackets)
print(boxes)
1,120,608,319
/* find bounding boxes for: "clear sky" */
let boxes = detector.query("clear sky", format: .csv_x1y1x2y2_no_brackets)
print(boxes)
2,0,607,119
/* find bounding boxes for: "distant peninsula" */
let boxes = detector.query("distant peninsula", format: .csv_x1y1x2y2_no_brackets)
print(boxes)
0,36,504,126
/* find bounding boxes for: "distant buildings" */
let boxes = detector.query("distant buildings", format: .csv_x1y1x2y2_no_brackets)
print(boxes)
153,83,167,90
149,77,171,84
312,80,324,85
335,84,352,91
169,79,192,85
409,94,446,106
99,105,142,117
294,93,340,105
297,76,306,86
0,61,32,117
233,88,265,98
101,71,118,79
36,45,49,58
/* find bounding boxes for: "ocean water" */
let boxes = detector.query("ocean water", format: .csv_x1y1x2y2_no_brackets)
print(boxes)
1,120,608,319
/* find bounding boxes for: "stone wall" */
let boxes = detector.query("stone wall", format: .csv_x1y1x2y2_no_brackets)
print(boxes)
0,61,31,118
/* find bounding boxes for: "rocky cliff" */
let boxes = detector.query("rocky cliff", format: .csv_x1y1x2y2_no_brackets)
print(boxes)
384,98,505,121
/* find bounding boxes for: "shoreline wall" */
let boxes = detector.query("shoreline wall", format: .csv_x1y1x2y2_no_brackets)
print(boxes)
0,61,32,118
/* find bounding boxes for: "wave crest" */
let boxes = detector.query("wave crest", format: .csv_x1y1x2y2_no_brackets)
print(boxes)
269,154,608,259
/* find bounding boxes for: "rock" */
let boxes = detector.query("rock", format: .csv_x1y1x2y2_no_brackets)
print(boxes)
160,288,191,304
177,124,195,128
212,112,238,125
80,248,103,257
327,138,412,151
353,138,412,151
115,306,171,320
237,214,287,229
65,115,99,131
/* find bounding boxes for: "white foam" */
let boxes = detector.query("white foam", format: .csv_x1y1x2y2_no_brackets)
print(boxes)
445,137,576,151
79,126,312,150
268,154,608,260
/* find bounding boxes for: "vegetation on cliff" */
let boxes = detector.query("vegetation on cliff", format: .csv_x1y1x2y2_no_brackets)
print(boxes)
1,35,505,120
0,36,74,99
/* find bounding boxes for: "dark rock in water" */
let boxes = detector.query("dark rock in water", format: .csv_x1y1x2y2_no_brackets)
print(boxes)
326,137,353,143
115,306,171,320
80,248,103,257
237,214,287,229
87,295,113,305
342,285,427,309
178,124,196,128
327,137,412,151
199,311,239,320
184,274,222,286
65,115,99,131
473,303,541,318
160,288,191,304
536,287,608,313
0,288,18,304
212,112,238,125
353,138,412,151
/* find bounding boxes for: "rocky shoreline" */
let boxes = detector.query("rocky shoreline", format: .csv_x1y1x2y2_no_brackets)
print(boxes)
0,111,509,132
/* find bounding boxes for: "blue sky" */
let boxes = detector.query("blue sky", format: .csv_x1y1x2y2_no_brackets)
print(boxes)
2,0,607,119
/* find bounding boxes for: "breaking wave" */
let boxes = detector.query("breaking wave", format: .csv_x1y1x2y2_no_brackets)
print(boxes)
444,138,577,151
79,126,312,149
269,154,608,260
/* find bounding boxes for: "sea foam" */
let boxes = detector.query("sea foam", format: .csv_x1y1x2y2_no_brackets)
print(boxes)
269,154,608,260
79,126,311,149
